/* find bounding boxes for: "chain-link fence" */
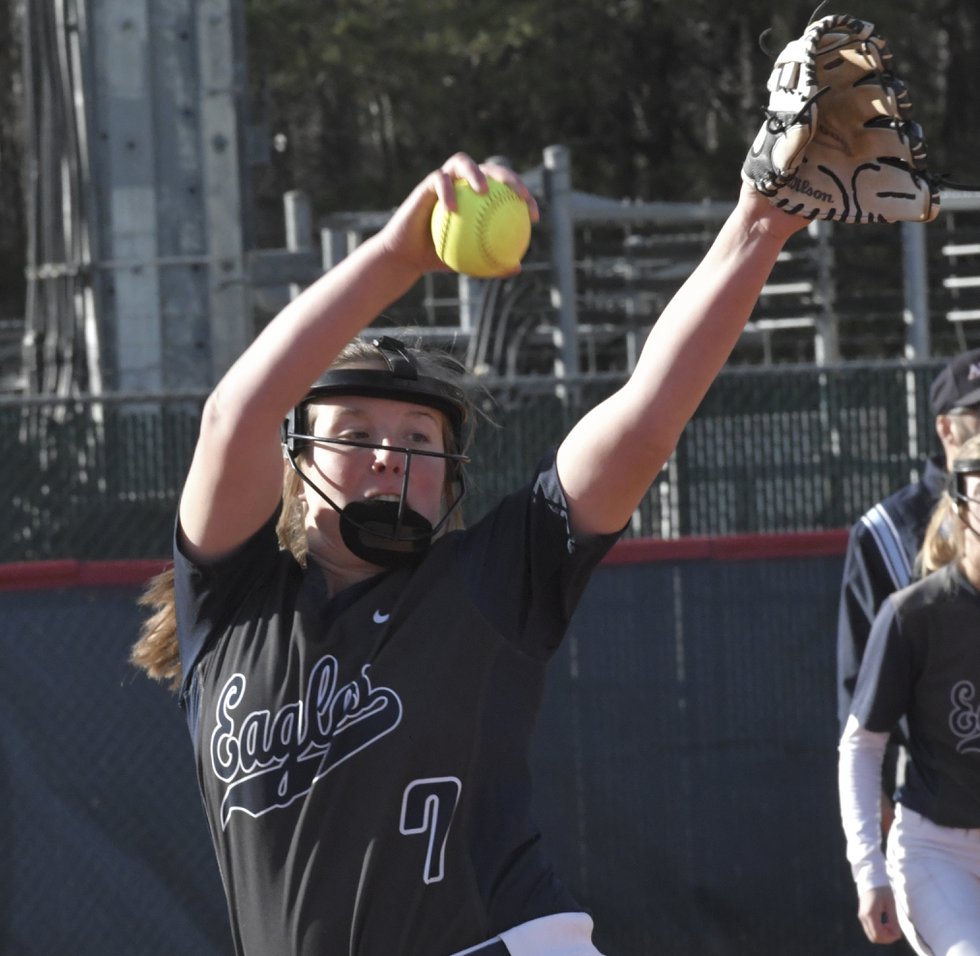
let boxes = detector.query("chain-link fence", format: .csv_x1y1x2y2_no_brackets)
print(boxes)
2,394,202,561
0,358,946,563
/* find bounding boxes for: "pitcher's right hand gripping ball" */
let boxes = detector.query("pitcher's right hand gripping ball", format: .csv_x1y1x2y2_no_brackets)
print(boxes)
431,178,532,278
741,14,940,224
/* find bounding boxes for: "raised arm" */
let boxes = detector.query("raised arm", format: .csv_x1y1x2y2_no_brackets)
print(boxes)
556,183,807,536
178,154,537,562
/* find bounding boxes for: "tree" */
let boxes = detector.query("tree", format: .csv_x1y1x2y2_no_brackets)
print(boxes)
245,0,979,223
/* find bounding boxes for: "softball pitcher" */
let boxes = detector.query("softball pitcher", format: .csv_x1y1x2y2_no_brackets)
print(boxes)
131,146,809,955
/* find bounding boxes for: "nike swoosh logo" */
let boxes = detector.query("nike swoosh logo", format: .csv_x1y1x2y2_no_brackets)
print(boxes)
373,610,390,624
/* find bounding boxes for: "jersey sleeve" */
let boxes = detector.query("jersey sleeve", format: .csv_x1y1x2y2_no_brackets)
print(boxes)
849,595,915,735
456,448,622,659
173,504,284,699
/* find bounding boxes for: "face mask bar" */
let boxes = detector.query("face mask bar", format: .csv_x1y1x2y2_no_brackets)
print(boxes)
952,457,980,502
283,432,469,568
288,433,471,463
950,458,980,540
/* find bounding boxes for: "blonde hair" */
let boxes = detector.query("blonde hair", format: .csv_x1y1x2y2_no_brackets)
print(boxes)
131,566,180,689
130,468,309,692
131,337,475,692
919,432,980,575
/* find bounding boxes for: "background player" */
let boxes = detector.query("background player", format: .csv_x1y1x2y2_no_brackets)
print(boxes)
837,347,980,835
839,432,980,954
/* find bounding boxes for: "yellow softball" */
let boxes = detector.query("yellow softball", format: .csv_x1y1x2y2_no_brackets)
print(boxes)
430,178,532,278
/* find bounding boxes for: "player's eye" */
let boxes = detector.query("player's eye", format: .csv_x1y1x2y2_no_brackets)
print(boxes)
345,429,372,440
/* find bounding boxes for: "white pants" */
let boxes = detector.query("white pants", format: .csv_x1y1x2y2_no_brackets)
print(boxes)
887,804,980,956
451,913,604,956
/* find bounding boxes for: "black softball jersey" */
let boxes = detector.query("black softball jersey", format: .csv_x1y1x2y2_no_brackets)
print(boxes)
851,562,980,829
173,452,619,956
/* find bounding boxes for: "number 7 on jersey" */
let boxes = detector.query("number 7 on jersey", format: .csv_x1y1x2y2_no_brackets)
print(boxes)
399,777,462,884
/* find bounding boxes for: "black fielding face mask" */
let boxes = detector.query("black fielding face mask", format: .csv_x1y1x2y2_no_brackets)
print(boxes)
280,336,470,569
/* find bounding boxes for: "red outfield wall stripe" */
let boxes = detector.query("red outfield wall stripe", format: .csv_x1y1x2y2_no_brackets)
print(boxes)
601,529,849,565
0,559,171,592
0,530,850,591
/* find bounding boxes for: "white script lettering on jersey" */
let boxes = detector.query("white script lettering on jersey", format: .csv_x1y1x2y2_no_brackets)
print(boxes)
210,655,403,827
949,680,980,754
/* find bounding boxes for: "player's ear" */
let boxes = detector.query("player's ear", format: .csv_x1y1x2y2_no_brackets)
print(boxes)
937,414,963,464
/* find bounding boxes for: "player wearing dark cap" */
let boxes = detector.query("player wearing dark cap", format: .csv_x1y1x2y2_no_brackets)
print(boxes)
930,349,980,419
